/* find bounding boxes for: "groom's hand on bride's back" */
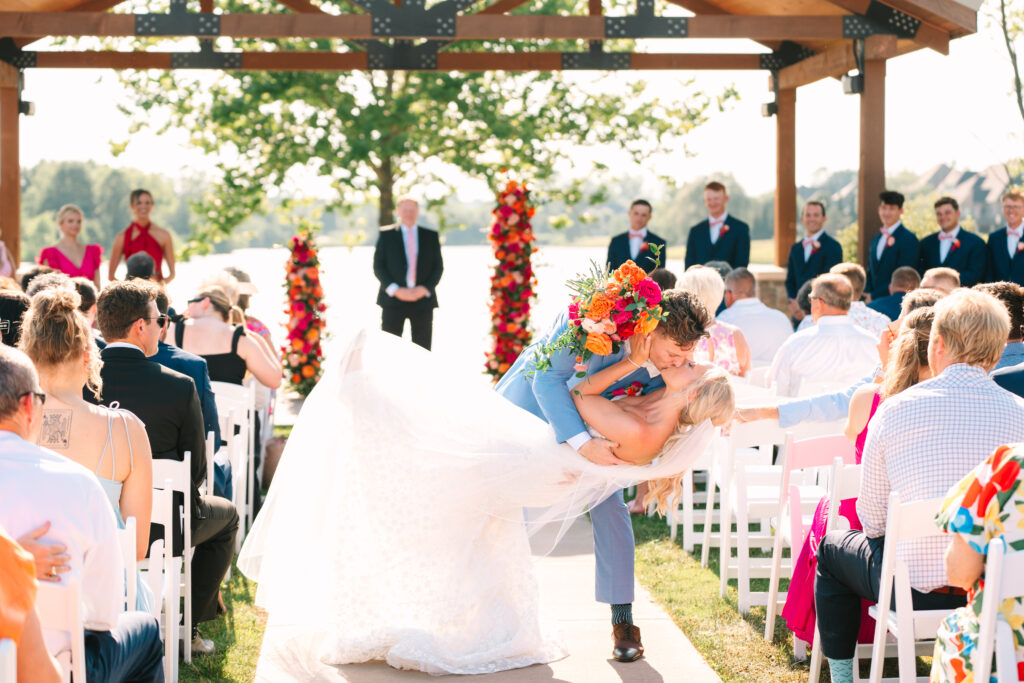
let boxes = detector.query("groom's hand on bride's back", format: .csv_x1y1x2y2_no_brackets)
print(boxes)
578,438,629,466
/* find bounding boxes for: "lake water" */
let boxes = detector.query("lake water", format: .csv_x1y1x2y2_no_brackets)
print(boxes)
164,245,688,386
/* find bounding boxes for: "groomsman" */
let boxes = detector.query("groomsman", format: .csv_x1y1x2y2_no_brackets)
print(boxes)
985,190,1024,286
684,181,750,269
917,196,985,287
606,200,668,273
784,201,843,304
373,197,444,350
865,190,919,301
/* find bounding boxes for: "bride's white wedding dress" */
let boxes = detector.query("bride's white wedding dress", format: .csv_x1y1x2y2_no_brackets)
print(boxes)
239,329,714,678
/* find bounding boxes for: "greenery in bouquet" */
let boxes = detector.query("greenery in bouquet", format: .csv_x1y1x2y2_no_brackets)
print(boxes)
485,176,538,382
534,256,666,377
282,225,327,397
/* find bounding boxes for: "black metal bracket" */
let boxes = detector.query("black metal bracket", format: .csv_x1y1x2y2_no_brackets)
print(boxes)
758,40,815,70
365,39,446,69
605,0,687,39
562,42,630,70
0,38,36,68
169,41,241,69
134,0,220,37
842,1,921,39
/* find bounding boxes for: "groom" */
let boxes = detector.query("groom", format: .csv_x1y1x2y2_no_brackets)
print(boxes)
496,289,711,662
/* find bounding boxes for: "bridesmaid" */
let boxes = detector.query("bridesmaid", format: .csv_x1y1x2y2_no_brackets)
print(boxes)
37,204,103,288
108,189,176,283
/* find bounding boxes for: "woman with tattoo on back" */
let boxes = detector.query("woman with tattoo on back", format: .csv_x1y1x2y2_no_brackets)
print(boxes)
18,285,156,611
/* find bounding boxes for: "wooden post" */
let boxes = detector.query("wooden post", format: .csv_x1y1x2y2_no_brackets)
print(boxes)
774,87,796,268
857,59,886,267
0,78,18,268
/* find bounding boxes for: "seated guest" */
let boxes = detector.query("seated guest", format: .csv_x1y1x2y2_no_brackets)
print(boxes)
19,287,154,611
931,444,1024,681
0,241,13,279
830,263,891,336
648,268,676,292
17,266,56,295
865,190,919,301
89,280,237,656
683,266,750,378
782,307,935,648
126,252,156,282
224,267,276,354
984,189,1024,286
918,196,986,287
815,289,1024,683
768,274,878,397
785,201,843,308
0,522,62,683
921,266,960,295
718,267,792,366
0,289,29,346
71,277,105,349
152,289,229,499
24,272,72,299
974,282,1024,370
702,261,732,315
0,345,164,682
795,280,814,331
867,266,920,322
0,276,19,292
684,181,750,269
605,199,667,273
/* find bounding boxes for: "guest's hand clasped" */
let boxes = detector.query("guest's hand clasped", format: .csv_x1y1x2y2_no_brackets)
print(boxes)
17,521,71,583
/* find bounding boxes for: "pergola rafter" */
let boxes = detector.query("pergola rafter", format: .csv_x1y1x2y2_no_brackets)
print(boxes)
0,0,981,269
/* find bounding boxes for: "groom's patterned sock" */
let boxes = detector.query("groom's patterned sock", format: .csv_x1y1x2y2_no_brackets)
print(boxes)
611,603,633,625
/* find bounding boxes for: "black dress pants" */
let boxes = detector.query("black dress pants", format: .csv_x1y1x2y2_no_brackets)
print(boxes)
381,306,434,350
815,529,966,660
191,495,239,623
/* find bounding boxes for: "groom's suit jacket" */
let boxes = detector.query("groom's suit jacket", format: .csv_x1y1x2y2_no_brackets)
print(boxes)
495,311,664,442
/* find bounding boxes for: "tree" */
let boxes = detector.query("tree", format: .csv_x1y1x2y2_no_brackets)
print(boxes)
997,0,1024,184
116,0,733,255
40,163,96,217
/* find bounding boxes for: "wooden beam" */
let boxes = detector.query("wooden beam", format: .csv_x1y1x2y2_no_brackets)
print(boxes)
857,58,885,269
0,86,19,268
630,52,760,69
456,15,604,39
0,62,16,89
687,15,845,40
883,0,976,34
774,87,796,269
821,0,950,53
477,0,532,14
275,0,331,13
777,34,896,89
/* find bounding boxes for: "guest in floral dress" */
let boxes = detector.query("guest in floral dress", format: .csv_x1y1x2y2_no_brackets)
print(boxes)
931,444,1024,682
681,265,750,377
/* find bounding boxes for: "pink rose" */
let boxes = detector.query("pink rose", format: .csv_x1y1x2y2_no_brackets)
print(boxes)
612,309,632,325
568,302,581,320
573,362,588,373
637,278,662,306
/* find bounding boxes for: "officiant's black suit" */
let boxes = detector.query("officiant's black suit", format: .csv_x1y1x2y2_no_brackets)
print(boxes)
374,224,444,350
89,345,238,624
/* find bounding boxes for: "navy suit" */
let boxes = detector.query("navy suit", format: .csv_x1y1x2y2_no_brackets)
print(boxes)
606,230,667,273
986,227,1024,286
866,224,920,301
784,232,843,299
867,292,905,322
684,215,750,269
993,362,1024,398
917,228,986,287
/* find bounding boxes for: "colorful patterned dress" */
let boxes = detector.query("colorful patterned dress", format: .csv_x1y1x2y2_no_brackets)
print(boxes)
695,321,742,376
932,444,1024,682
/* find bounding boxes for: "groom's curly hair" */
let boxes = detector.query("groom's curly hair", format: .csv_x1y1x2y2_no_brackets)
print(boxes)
657,290,712,347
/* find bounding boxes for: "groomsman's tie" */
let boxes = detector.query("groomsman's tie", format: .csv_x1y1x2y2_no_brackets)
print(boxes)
405,226,418,287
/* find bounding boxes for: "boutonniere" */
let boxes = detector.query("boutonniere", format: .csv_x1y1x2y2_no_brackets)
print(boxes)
720,224,730,235
640,241,649,252
811,241,821,254
611,381,646,397
1016,242,1023,253
951,239,961,251
886,236,896,247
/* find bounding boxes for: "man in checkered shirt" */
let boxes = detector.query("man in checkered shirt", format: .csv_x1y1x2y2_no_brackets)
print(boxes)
814,289,1024,683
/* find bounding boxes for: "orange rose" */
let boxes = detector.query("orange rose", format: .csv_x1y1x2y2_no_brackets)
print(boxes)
301,365,316,378
291,338,304,350
584,292,616,320
291,373,302,383
613,261,645,287
636,310,660,335
584,332,613,356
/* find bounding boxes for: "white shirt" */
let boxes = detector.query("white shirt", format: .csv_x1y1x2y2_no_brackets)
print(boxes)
796,315,815,332
709,212,728,245
1006,221,1024,259
858,364,1024,591
385,224,420,296
802,229,824,262
0,431,124,647
848,301,891,337
876,221,903,261
628,228,648,260
937,225,961,263
767,315,879,398
717,297,793,365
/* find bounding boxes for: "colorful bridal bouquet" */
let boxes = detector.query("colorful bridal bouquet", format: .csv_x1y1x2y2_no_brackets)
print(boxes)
282,229,327,397
535,256,666,377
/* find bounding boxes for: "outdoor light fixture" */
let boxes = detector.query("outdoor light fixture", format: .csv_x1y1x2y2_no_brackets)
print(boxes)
843,38,866,95
18,100,34,116
761,101,777,117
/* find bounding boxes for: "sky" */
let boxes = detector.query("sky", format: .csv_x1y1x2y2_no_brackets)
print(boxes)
16,5,1024,199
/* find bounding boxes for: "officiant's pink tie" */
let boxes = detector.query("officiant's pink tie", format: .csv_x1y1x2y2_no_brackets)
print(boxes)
405,226,417,287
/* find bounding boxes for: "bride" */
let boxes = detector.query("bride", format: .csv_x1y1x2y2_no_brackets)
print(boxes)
239,327,734,679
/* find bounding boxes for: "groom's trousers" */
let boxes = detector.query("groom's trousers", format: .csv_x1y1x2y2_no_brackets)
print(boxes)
591,490,635,605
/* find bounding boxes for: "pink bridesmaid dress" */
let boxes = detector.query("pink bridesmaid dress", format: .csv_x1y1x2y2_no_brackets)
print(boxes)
38,244,103,281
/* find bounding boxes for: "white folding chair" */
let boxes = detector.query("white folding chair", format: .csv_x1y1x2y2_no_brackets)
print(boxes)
972,538,1024,683
35,576,85,683
746,365,771,388
765,434,856,648
116,516,138,612
668,440,716,550
139,484,178,683
0,638,15,683
868,492,957,683
213,380,256,539
153,453,194,667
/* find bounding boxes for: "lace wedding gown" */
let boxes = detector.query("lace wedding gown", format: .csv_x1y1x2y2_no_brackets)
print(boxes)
238,329,714,678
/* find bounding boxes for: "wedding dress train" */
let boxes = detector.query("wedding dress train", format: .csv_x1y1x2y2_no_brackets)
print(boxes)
238,329,714,677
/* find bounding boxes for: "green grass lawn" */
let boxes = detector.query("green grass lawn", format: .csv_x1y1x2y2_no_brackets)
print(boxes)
565,238,777,265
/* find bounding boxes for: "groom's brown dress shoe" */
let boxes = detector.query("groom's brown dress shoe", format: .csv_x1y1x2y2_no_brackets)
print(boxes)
612,623,644,662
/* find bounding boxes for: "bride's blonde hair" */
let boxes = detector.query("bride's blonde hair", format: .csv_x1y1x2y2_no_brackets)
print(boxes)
644,367,735,516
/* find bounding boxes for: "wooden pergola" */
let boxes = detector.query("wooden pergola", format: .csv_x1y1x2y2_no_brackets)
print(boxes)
0,0,980,267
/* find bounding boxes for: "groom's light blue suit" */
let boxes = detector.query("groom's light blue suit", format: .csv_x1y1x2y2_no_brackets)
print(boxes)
495,311,664,605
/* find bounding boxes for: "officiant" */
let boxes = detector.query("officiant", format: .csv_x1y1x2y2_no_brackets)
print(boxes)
606,199,667,273
373,197,444,350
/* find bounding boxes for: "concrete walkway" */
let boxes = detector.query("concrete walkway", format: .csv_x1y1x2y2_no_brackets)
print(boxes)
255,518,720,682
